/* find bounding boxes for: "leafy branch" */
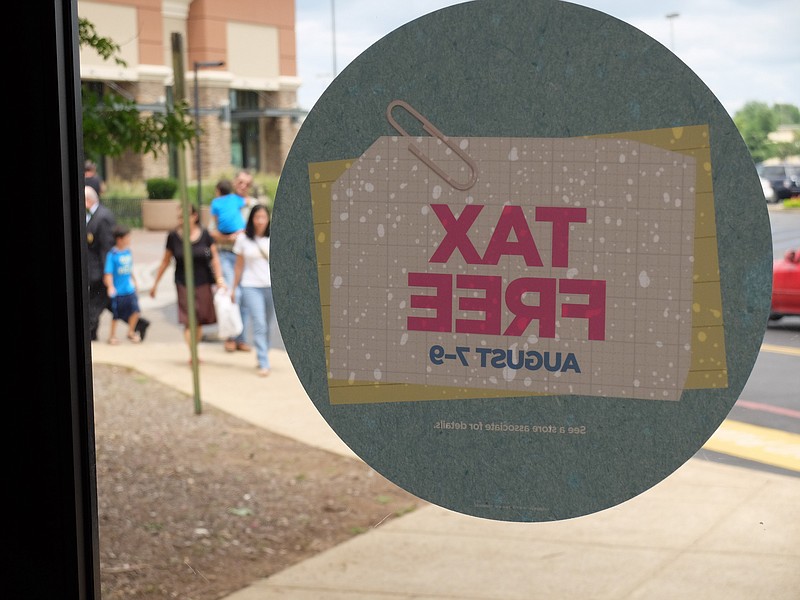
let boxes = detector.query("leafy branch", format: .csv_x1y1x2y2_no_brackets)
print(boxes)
79,17,198,159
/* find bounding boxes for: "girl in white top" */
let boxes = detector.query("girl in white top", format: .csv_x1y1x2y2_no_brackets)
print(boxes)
231,204,274,376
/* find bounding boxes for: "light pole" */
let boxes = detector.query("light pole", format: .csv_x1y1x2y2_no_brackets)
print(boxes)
330,0,337,77
666,13,679,52
193,60,225,209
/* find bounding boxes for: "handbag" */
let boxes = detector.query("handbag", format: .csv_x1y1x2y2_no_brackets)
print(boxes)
214,287,243,339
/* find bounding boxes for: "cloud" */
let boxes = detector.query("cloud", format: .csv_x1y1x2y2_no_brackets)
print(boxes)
295,0,800,115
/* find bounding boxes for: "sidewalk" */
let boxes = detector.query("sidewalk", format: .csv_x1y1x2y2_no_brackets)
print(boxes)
89,229,800,600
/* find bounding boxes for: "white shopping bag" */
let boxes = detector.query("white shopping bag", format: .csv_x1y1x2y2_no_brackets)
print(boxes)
214,288,243,339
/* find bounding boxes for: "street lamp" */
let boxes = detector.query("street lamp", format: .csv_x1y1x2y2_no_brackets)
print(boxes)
331,0,337,77
193,60,225,209
665,13,679,52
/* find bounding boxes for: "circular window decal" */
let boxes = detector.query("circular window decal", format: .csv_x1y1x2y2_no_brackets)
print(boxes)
272,0,771,521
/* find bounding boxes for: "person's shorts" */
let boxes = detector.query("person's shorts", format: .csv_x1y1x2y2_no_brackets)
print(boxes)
111,292,140,323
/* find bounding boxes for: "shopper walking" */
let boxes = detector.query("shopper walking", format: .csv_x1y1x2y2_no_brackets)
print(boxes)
150,204,226,361
103,224,142,345
231,204,274,377
209,178,249,352
85,184,116,341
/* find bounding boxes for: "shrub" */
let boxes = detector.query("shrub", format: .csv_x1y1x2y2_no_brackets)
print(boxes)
783,197,800,209
257,174,280,209
104,177,146,199
190,181,219,207
146,177,178,199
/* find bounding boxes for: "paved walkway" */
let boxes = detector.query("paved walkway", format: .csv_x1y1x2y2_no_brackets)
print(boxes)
89,228,800,600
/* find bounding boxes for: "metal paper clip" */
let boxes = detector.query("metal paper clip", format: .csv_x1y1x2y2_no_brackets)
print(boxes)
386,99,477,191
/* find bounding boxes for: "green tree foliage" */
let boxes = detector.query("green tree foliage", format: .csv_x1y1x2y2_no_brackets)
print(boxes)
773,103,800,125
734,101,800,163
734,102,777,163
79,18,197,159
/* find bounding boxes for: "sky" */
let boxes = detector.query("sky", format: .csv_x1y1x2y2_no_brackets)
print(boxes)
295,0,800,117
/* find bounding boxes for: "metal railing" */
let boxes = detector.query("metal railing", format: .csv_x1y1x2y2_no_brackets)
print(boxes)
103,196,145,228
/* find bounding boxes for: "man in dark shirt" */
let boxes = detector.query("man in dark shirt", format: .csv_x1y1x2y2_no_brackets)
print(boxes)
84,159,106,198
85,184,116,341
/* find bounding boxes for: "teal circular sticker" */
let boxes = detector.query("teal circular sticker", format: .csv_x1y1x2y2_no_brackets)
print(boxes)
272,0,771,521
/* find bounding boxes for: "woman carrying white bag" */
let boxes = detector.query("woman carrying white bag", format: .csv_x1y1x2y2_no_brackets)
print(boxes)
231,204,275,377
150,204,227,363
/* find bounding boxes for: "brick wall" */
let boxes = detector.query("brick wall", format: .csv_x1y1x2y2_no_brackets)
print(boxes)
101,80,298,184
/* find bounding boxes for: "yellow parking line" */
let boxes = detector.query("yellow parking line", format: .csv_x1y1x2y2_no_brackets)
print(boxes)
703,419,800,473
761,343,800,357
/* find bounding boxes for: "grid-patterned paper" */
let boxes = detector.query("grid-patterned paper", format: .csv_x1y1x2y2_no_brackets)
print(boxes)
313,126,726,404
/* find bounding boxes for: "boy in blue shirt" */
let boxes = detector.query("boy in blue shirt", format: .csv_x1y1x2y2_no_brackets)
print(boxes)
210,178,246,237
104,225,143,344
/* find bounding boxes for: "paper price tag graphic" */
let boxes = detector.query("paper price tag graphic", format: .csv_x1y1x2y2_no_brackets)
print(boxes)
311,101,727,405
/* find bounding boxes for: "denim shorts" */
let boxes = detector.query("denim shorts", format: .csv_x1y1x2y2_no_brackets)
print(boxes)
111,292,140,323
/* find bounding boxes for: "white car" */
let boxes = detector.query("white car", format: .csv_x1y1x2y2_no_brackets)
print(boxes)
761,176,777,203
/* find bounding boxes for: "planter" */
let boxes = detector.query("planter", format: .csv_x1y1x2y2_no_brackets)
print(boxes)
141,200,212,230
141,199,180,231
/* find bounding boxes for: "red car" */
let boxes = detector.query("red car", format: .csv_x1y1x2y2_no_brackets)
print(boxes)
770,248,800,321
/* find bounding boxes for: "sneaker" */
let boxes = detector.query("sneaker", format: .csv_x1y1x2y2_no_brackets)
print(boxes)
134,318,150,341
257,368,270,377
236,342,252,352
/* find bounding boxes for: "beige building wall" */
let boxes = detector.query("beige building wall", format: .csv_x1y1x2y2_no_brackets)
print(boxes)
78,0,301,184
